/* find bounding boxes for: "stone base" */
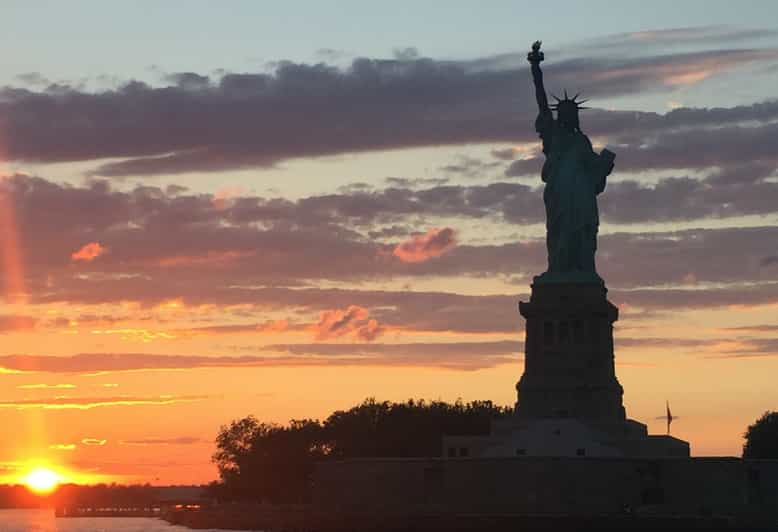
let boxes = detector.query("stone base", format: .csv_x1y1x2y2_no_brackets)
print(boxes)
516,282,623,423
443,417,690,460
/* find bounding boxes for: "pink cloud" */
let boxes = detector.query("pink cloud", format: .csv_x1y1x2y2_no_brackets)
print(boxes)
71,242,107,262
0,315,37,333
211,186,248,210
393,227,456,263
155,250,254,267
314,305,384,342
257,319,289,333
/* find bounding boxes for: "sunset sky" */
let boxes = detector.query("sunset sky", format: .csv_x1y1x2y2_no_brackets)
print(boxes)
1,1,778,485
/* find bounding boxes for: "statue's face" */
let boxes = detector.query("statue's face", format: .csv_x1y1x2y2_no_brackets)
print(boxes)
556,103,579,130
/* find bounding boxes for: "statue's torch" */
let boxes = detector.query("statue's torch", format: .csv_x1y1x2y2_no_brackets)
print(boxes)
527,40,544,64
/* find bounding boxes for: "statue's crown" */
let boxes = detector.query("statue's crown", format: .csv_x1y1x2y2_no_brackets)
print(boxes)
550,89,589,111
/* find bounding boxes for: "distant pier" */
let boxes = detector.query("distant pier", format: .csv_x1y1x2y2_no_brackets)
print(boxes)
56,501,203,518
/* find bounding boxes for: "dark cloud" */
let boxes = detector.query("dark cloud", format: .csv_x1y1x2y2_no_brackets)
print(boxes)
507,108,778,181
0,48,773,176
3,174,777,320
611,282,778,311
163,72,211,90
762,256,778,267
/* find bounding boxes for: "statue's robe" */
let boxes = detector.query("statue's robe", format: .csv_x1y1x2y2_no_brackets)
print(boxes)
535,110,610,279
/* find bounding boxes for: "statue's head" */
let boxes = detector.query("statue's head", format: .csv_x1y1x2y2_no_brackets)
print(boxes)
552,90,587,131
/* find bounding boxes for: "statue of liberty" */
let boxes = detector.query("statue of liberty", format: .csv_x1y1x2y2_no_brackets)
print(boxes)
527,41,615,284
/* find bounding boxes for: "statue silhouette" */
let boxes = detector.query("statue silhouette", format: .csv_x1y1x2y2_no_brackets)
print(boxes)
527,41,615,284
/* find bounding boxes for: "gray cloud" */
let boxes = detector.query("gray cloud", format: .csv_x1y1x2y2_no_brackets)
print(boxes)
0,47,773,176
2,174,777,322
761,256,778,267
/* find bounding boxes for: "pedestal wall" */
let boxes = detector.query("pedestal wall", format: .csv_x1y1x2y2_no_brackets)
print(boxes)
516,282,625,423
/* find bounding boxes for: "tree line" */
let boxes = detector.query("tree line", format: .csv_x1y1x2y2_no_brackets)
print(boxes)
209,398,511,503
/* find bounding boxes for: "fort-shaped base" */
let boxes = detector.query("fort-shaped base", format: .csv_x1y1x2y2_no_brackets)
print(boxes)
516,282,623,424
441,281,690,459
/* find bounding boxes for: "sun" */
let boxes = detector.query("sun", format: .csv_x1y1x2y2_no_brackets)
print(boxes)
24,468,61,494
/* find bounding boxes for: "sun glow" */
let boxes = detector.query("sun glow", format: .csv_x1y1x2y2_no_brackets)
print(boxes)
24,468,61,494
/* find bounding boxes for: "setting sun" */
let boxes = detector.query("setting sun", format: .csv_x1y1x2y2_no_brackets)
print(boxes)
24,468,60,494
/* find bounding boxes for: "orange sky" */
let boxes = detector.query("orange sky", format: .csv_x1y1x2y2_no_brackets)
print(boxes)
1,23,778,485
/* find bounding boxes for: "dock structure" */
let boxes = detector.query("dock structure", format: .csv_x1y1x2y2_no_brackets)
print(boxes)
55,485,207,518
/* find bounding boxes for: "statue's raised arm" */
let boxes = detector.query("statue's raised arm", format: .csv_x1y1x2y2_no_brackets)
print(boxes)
527,41,550,115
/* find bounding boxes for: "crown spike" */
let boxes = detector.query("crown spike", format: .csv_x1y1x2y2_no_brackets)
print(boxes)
564,89,569,99
573,92,580,101
551,93,561,102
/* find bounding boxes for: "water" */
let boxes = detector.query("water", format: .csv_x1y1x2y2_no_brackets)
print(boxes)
0,509,243,532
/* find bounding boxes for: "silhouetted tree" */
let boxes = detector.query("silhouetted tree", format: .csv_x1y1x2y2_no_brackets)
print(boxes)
212,416,323,502
212,398,510,502
324,398,508,458
743,411,778,459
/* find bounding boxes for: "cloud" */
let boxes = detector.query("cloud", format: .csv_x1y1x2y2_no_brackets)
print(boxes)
17,383,75,389
0,344,520,372
762,256,778,267
81,438,107,446
727,324,778,332
5,173,777,305
119,437,202,446
583,26,778,50
266,340,522,370
610,282,778,311
1,173,777,318
393,227,457,263
0,44,773,175
0,315,37,333
705,337,778,359
314,305,384,342
48,444,76,451
0,394,206,410
71,242,107,262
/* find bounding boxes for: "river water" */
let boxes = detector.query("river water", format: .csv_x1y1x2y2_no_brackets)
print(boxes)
0,509,242,531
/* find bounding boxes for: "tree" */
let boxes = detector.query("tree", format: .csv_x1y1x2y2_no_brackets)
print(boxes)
211,398,511,502
743,411,778,459
212,416,324,503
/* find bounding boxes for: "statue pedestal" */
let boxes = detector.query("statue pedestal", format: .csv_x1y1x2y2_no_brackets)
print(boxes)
516,282,625,424
442,281,689,459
